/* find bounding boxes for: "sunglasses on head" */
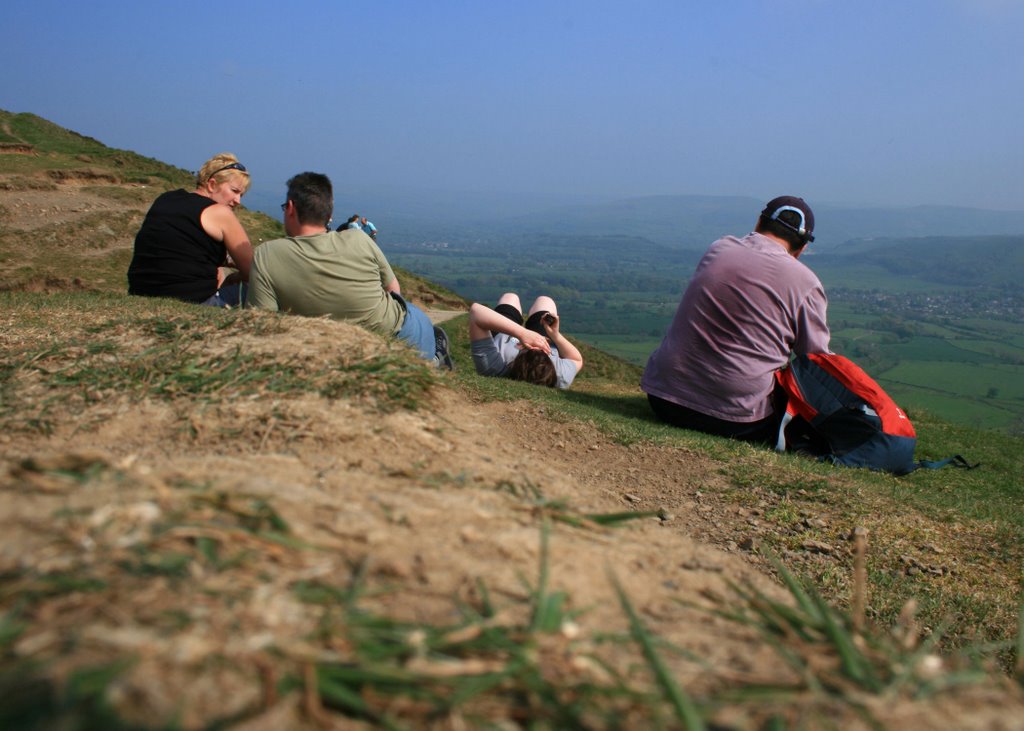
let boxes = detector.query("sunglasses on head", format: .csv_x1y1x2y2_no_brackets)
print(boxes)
209,162,247,177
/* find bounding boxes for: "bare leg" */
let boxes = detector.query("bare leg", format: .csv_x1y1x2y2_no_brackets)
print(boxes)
528,295,557,316
497,292,522,309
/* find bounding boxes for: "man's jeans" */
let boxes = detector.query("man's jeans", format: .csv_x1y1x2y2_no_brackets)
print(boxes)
395,296,436,360
202,284,246,308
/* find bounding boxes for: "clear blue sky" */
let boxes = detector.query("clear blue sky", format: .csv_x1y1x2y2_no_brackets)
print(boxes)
3,0,1023,211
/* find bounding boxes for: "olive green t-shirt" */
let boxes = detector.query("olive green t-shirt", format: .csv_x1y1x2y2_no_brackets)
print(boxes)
248,229,402,336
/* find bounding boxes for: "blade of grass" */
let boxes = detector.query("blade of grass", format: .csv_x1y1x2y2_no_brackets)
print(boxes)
809,590,881,692
610,571,706,731
1017,603,1024,681
530,518,553,633
584,510,664,525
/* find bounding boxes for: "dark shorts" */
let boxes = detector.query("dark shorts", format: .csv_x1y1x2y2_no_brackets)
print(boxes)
493,303,550,339
647,394,781,446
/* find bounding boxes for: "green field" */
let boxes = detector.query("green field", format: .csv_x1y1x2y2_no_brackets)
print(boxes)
813,263,961,292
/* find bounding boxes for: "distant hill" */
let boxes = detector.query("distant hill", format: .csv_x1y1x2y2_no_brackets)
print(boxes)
479,197,1024,251
816,235,1024,288
814,205,1024,245
345,193,1024,253
488,194,759,250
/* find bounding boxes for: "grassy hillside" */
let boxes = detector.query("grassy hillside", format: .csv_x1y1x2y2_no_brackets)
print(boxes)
2,111,1024,729
0,111,187,185
0,109,283,294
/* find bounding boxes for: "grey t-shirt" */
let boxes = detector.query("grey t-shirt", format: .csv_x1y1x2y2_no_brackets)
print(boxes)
641,232,830,422
471,333,578,389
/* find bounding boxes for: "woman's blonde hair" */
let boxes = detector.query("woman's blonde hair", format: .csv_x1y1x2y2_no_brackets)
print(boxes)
196,152,251,192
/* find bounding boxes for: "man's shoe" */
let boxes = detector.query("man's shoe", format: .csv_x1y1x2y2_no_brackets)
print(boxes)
434,326,455,370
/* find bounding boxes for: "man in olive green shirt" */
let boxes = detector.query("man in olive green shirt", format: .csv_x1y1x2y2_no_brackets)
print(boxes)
248,172,450,366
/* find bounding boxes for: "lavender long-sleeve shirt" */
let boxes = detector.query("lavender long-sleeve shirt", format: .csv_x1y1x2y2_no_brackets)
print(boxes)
641,233,830,422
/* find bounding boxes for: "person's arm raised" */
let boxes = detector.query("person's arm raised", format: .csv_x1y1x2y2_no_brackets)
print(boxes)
201,204,254,281
468,303,550,353
542,314,584,373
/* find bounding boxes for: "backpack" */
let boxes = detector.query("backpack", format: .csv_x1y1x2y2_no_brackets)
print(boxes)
774,353,977,475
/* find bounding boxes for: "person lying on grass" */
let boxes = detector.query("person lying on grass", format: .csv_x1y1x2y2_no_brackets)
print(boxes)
469,293,583,389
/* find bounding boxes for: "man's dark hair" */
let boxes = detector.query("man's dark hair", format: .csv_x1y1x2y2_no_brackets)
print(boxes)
507,349,558,388
286,172,333,228
756,211,810,250
756,196,814,250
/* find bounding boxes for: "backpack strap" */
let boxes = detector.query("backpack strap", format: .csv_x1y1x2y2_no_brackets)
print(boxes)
775,411,794,453
914,454,980,471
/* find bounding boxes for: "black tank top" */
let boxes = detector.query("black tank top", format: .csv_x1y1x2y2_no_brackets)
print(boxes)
127,189,224,303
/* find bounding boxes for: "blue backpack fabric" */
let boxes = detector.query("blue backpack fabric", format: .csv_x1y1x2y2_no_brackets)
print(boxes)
774,353,978,475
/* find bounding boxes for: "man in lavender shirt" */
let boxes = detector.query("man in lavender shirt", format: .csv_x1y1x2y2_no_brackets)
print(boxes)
641,196,831,444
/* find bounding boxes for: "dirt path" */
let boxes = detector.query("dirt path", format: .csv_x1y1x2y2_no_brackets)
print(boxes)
425,308,465,324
